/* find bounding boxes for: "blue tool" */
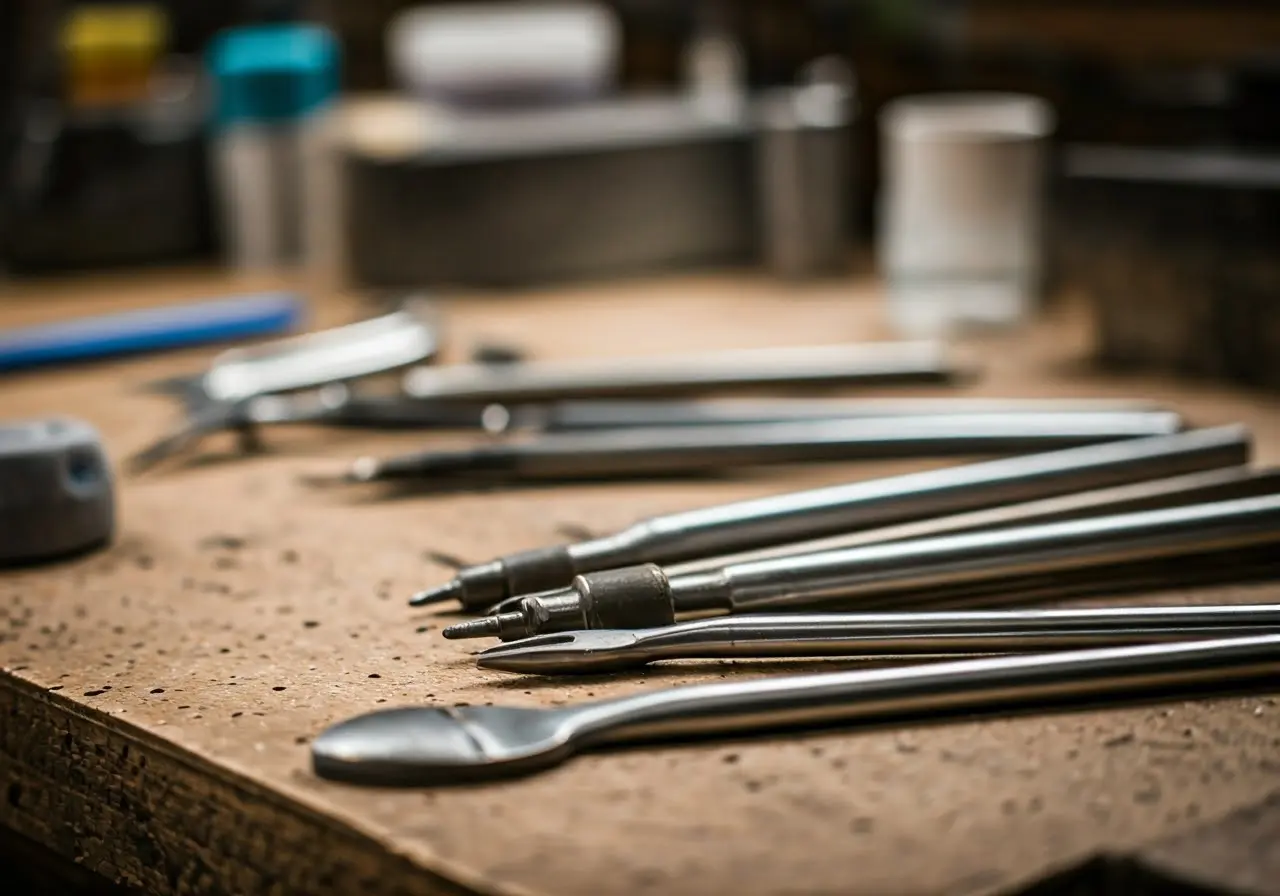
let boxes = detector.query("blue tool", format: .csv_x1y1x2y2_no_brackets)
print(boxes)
0,291,305,372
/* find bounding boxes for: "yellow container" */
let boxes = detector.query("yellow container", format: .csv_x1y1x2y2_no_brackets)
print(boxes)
61,4,168,107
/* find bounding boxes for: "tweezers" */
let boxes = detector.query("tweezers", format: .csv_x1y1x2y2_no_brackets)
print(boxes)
130,304,439,472
475,603,1280,674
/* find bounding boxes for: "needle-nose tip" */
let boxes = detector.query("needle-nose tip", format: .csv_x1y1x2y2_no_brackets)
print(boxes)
409,580,463,607
443,617,503,640
347,456,380,482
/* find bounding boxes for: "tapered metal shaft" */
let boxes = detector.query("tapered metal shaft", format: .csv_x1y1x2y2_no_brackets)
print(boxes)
476,604,1280,674
413,426,1248,611
412,424,1249,609
443,494,1280,641
402,341,964,403
355,412,1183,484
312,634,1280,785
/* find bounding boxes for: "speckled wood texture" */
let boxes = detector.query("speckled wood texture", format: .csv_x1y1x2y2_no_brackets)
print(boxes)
3,271,1280,896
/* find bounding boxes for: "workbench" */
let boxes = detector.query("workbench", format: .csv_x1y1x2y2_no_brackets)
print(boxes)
3,269,1280,896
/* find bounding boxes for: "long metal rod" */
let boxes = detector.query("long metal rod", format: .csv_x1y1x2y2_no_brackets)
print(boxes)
667,464,1280,573
711,495,1280,613
482,465,1280,616
411,426,1248,610
312,634,1280,785
512,397,1174,433
839,543,1280,614
139,392,1177,440
579,634,1280,751
352,412,1183,484
402,341,965,403
476,604,1280,674
447,494,1280,641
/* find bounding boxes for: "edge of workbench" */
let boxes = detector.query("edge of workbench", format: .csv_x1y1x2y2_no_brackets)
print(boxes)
0,671,529,896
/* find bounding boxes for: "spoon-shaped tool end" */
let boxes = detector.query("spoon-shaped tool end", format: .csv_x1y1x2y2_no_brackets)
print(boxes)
312,705,574,785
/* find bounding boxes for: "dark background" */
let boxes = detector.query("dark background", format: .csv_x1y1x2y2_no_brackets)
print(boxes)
5,0,1280,270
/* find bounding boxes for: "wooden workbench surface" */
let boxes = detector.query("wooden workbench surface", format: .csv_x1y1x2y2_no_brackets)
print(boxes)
3,270,1280,896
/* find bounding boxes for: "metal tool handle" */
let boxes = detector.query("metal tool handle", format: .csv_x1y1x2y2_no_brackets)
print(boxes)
585,425,1245,567
875,545,1280,614
204,304,438,402
519,397,1171,432
378,413,1184,481
568,635,1280,748
708,494,1280,613
413,427,1250,613
635,605,1280,660
402,341,962,403
669,465,1280,574
506,413,1185,477
245,387,491,430
479,466,1279,616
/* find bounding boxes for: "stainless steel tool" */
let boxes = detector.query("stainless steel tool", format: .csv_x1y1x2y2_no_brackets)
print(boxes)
855,545,1280,615
499,397,1174,433
482,464,1280,616
410,425,1247,610
402,341,966,403
132,302,440,471
349,411,1182,485
135,391,1173,442
666,463,1280,574
311,633,1280,785
202,301,440,403
476,604,1280,674
203,385,493,431
442,493,1280,641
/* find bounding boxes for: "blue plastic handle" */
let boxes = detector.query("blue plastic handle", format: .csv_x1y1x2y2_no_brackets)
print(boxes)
0,291,306,372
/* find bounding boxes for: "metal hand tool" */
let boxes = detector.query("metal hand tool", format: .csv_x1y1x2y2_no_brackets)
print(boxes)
131,303,439,472
442,494,1280,641
665,464,1280,575
482,464,1280,616
402,341,966,404
133,395,1178,446
856,545,1280,615
502,397,1174,433
202,300,440,403
154,385,494,435
410,425,1247,610
348,411,1183,485
476,604,1280,674
311,633,1280,785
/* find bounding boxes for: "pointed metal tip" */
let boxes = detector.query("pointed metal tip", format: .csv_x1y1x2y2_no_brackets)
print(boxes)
409,580,463,607
347,456,381,483
443,617,502,640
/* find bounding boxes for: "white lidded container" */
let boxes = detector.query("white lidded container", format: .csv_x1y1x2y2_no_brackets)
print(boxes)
387,2,619,108
879,93,1054,337
207,24,340,270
